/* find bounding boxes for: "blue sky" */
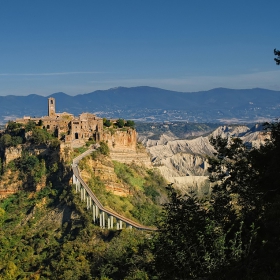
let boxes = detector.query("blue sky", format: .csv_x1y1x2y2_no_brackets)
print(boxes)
0,0,279,96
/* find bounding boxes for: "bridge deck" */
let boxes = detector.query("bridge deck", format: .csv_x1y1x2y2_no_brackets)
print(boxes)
72,147,157,231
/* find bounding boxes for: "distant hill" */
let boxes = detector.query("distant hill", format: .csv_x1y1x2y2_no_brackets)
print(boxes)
0,86,280,123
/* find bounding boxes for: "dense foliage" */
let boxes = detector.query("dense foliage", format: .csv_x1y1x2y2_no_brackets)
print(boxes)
0,120,57,149
0,161,158,280
0,182,156,279
103,118,135,129
78,153,167,226
274,48,280,65
153,121,280,279
1,120,280,279
103,118,112,127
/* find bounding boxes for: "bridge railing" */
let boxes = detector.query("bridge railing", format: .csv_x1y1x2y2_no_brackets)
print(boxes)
71,148,157,231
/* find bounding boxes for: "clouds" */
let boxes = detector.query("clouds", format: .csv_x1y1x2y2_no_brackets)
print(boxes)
0,72,106,76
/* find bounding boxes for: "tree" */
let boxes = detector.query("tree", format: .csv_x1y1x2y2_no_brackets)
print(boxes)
126,120,135,128
153,121,280,279
31,128,52,145
103,118,112,127
0,157,2,175
0,134,23,148
38,119,43,127
274,48,280,65
98,141,110,156
25,120,36,132
116,119,125,128
6,121,22,133
153,184,255,279
0,134,12,148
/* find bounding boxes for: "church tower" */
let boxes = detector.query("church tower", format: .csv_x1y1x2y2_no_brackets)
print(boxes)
48,97,55,117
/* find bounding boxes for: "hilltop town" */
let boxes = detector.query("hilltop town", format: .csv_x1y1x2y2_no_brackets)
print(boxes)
15,97,104,148
0,98,152,197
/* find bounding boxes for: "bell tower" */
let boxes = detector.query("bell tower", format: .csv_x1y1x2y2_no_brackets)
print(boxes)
48,97,55,117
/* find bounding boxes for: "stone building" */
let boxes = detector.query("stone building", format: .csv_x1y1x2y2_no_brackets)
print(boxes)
15,97,103,147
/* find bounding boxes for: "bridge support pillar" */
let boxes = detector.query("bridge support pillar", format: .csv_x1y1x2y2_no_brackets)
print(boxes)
108,215,114,229
99,211,105,228
99,211,102,227
93,204,96,223
95,205,99,221
117,220,122,230
73,175,77,192
110,216,114,229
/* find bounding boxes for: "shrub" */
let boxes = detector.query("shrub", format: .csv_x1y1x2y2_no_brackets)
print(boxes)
126,120,135,128
116,119,125,128
25,121,36,132
103,118,112,127
98,141,110,156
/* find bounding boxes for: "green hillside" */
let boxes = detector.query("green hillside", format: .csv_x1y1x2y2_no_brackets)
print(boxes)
1,121,280,279
0,124,168,279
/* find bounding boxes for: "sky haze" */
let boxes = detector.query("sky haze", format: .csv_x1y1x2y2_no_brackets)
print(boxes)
0,0,279,96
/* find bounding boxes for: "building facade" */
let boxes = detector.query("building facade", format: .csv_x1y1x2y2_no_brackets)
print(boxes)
15,97,103,146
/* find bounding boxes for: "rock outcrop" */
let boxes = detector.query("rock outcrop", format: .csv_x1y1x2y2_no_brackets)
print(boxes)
4,146,23,165
142,125,267,196
80,156,130,197
104,129,152,167
0,169,22,198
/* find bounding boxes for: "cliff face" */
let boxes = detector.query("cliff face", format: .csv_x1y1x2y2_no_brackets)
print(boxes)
4,146,23,164
143,125,267,197
103,129,151,167
80,156,130,197
0,143,62,198
0,169,22,198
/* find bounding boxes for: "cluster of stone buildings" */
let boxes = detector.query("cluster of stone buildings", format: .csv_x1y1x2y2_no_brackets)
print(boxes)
15,97,103,147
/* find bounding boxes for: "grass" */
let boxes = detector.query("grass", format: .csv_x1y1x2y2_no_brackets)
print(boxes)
76,152,168,226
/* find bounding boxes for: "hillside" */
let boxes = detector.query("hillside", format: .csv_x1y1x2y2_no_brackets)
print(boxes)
1,86,280,124
0,124,167,278
1,120,280,279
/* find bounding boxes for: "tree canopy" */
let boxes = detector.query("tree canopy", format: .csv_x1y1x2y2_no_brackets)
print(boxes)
153,121,280,279
103,118,112,127
274,48,280,65
116,118,125,128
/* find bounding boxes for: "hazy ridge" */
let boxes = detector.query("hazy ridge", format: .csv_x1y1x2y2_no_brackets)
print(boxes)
0,86,280,123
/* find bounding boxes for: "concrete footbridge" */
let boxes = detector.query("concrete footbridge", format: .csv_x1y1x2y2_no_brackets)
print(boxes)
72,147,157,231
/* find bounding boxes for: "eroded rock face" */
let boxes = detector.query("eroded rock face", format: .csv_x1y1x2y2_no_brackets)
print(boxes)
143,125,267,197
104,129,152,167
0,169,22,198
4,146,22,165
80,156,130,197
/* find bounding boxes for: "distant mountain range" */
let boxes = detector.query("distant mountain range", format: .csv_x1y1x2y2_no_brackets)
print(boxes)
0,86,280,124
